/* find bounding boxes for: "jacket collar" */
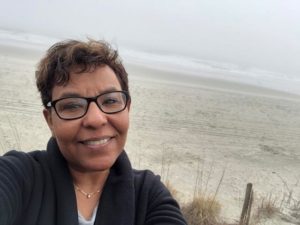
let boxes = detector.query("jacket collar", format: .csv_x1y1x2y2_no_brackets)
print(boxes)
46,137,135,225
47,137,78,225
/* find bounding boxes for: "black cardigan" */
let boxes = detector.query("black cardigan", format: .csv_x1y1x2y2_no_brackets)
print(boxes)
0,138,187,225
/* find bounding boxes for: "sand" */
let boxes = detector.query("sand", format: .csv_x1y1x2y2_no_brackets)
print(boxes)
1,44,300,224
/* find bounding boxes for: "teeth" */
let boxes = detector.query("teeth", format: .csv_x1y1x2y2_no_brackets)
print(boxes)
84,138,110,145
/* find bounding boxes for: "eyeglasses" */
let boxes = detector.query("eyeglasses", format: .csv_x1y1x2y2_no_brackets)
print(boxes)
46,91,130,120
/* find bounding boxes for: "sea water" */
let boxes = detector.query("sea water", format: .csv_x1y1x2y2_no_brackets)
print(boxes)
0,28,299,96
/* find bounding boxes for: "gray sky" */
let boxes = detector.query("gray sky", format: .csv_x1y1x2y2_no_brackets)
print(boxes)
0,0,300,78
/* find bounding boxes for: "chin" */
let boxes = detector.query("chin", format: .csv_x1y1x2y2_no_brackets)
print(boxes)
85,158,116,172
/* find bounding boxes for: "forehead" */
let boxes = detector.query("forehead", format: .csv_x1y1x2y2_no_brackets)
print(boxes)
52,66,122,99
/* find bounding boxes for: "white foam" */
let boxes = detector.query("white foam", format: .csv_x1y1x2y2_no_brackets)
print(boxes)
1,28,299,96
120,48,300,96
0,28,58,51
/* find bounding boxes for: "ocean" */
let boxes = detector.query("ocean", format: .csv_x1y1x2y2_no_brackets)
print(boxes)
1,28,299,96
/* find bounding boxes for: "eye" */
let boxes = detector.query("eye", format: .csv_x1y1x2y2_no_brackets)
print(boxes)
57,99,85,112
97,92,126,111
62,103,83,111
102,97,120,105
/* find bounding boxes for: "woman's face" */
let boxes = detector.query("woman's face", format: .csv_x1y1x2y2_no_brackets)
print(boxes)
43,65,130,173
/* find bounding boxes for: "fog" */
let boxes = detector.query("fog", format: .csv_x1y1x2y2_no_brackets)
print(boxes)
0,0,299,79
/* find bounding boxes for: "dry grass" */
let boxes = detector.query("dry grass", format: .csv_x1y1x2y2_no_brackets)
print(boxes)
164,180,179,200
165,170,299,225
256,195,279,218
180,160,227,225
164,180,233,225
161,157,227,225
182,194,222,225
289,198,300,220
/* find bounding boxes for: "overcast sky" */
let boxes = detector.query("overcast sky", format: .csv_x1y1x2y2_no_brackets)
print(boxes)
0,0,299,78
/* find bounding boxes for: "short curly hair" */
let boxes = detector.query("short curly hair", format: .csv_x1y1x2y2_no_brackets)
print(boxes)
36,39,129,107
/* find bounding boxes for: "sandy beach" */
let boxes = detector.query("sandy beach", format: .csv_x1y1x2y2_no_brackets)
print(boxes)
1,44,300,224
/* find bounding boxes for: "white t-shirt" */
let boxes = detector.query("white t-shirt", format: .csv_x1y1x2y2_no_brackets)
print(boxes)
78,204,98,225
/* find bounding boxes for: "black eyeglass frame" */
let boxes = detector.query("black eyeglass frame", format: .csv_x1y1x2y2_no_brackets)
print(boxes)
46,90,130,120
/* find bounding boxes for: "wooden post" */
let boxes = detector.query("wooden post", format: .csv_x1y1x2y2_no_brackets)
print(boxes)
239,183,253,225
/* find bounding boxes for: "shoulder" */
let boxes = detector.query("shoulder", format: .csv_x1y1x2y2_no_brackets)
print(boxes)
132,169,187,225
2,149,46,164
1,150,47,177
0,150,48,224
0,150,49,200
132,169,159,185
132,169,165,193
132,169,167,194
132,169,171,204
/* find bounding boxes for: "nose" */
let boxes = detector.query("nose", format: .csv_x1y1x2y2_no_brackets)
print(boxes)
82,102,108,128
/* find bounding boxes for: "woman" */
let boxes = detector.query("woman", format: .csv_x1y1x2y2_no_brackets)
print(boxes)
0,40,187,225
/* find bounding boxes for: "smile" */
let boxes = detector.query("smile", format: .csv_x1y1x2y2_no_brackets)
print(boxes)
80,137,112,146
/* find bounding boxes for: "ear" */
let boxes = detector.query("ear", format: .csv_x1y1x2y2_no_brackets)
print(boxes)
43,108,55,137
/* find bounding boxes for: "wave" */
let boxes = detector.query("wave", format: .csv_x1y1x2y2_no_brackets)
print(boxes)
0,28,59,51
1,28,299,96
121,48,300,96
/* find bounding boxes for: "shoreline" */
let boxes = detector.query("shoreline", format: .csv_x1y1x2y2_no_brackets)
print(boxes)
1,42,299,101
0,43,44,61
126,62,300,102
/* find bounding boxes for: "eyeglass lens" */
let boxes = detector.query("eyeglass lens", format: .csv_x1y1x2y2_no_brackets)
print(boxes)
55,92,127,119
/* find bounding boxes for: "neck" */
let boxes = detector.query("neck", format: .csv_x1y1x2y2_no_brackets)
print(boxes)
69,167,110,192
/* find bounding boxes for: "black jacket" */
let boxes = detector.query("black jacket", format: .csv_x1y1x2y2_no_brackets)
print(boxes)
0,138,187,225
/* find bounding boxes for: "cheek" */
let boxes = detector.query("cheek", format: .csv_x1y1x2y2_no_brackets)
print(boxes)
118,113,130,134
51,118,79,142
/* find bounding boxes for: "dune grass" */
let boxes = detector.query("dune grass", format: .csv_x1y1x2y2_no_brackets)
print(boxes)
162,161,300,225
182,195,222,225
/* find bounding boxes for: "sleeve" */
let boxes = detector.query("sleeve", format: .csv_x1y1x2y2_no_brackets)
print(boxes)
134,170,187,225
0,151,34,225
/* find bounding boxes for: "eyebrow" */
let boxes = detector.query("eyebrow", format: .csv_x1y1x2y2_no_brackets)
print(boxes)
57,87,121,99
58,92,82,99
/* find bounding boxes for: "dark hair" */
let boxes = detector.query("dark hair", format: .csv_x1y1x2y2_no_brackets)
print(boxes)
36,39,129,107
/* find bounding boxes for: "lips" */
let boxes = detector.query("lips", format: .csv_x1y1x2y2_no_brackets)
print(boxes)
79,137,113,146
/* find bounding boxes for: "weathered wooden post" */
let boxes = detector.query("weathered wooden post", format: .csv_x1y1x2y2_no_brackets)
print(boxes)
239,183,253,225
